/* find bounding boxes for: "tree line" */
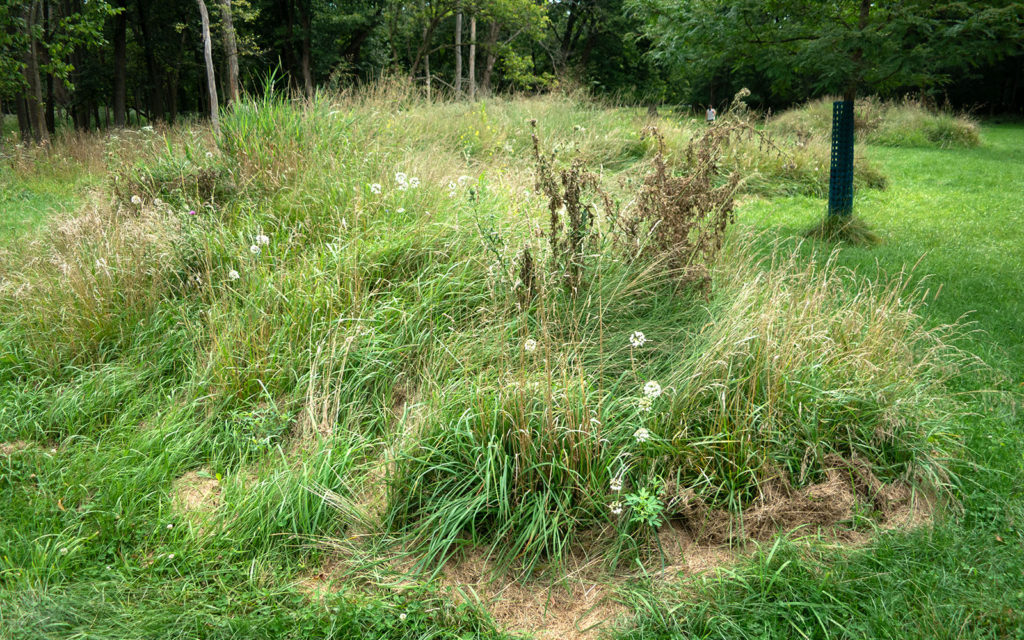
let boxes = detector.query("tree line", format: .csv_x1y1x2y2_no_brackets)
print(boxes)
2,0,1022,146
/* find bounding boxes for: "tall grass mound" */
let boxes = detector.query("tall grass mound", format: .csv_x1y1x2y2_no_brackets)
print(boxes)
0,88,968,593
770,96,980,149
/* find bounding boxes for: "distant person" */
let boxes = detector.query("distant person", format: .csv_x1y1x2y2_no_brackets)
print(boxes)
706,105,717,124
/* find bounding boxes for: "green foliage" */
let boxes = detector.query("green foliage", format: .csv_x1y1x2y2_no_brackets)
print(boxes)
629,0,1024,107
624,487,664,529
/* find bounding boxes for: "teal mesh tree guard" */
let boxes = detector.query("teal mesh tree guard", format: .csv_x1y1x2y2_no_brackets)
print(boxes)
828,100,855,217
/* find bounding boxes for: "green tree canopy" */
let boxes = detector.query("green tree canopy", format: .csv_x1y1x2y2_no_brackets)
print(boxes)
628,0,1024,105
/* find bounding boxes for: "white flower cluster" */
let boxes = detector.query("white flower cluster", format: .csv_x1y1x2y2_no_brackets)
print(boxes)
395,172,420,191
523,338,538,353
629,331,647,348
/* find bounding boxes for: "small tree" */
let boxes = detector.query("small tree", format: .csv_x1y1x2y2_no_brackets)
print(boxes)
629,0,1024,224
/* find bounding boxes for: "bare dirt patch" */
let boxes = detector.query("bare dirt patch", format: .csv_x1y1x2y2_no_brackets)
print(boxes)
441,550,626,640
667,455,929,546
171,468,222,520
0,440,35,455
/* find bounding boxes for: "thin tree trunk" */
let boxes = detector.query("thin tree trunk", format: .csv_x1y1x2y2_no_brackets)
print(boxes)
300,1,312,97
113,0,127,127
16,96,33,143
454,12,462,97
468,15,476,101
136,1,166,121
221,0,240,105
481,22,500,95
24,2,49,144
43,0,54,134
169,28,187,123
197,0,219,134
423,24,431,100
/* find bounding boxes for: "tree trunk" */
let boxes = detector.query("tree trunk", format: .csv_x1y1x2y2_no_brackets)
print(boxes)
454,12,462,96
24,2,49,144
169,27,187,123
136,1,166,121
16,96,33,143
113,0,127,127
197,0,219,134
481,22,500,95
423,23,431,100
43,0,55,134
299,0,312,97
221,0,240,105
468,15,476,101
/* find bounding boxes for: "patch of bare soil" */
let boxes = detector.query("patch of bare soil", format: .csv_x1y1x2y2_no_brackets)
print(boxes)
667,455,929,546
171,468,222,521
0,440,34,455
440,550,626,640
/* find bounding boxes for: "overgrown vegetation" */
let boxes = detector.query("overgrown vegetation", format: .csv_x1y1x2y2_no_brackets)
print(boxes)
2,89,1021,639
770,96,981,149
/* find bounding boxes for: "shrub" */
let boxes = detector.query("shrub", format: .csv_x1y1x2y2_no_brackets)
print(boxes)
770,96,980,149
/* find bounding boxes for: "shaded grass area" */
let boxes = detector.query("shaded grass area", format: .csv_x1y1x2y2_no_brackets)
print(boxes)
618,125,1024,639
0,173,84,245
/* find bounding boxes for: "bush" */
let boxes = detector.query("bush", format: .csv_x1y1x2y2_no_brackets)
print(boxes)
770,96,980,149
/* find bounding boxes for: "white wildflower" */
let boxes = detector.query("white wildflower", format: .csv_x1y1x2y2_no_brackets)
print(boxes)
629,331,647,348
228,270,240,281
610,501,623,516
397,207,405,214
205,151,213,159
154,197,164,207
130,195,142,205
397,182,409,191
250,244,261,255
370,183,382,194
643,380,662,398
409,177,420,188
395,171,407,184
633,427,651,443
168,553,175,559
166,524,173,529
610,477,623,492
523,338,538,353
255,234,270,246
399,613,408,621
637,396,653,413
59,548,68,555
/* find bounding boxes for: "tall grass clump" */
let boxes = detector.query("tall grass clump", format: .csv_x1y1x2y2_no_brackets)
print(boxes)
770,96,980,149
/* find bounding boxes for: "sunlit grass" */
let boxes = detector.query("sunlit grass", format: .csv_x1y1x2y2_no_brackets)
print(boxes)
1,90,1020,639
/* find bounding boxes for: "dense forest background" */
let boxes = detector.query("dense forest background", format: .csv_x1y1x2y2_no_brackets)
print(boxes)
2,0,1022,143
